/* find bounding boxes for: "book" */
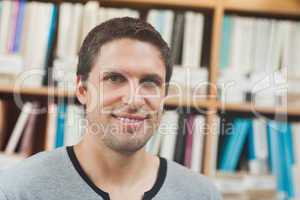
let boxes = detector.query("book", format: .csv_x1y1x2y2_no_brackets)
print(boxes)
159,111,179,160
219,118,251,171
182,12,204,68
184,114,195,168
45,103,57,151
18,103,39,156
220,16,232,70
0,0,12,54
170,12,184,65
55,103,67,148
209,116,220,176
190,115,205,173
147,9,174,46
248,118,268,175
5,102,33,154
173,112,187,164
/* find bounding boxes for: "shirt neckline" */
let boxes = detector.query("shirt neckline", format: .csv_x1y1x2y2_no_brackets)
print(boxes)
66,146,167,200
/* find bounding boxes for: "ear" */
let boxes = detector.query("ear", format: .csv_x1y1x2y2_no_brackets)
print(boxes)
76,76,87,105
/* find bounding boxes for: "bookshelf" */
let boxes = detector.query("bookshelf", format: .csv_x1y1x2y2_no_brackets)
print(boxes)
1,0,300,185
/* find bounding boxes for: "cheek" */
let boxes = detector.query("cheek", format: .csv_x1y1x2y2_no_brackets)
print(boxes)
145,94,165,112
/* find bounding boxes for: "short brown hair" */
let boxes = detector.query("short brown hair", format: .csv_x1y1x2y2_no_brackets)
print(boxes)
77,17,173,84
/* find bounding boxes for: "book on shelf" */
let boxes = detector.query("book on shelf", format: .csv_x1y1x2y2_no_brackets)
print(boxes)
4,102,34,154
218,15,300,106
146,112,206,172
0,0,57,86
217,117,300,199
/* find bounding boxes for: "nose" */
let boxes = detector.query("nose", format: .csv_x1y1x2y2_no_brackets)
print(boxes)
121,79,146,108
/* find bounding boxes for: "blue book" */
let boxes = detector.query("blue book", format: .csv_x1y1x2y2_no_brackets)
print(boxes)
43,4,57,69
219,118,251,171
278,123,295,198
12,0,26,53
267,121,284,193
247,120,256,161
55,103,67,148
220,16,232,69
267,121,295,198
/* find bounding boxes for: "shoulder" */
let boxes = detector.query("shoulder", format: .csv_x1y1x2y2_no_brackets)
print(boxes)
163,160,222,199
0,147,68,195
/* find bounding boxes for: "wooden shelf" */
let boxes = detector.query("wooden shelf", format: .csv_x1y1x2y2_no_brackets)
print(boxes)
223,0,300,16
217,102,300,117
38,0,300,16
1,86,300,116
0,86,213,109
100,0,216,9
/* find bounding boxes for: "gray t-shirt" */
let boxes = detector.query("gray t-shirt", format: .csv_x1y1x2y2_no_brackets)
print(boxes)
0,146,221,200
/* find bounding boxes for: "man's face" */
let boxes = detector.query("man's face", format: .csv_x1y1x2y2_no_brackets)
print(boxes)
77,38,166,154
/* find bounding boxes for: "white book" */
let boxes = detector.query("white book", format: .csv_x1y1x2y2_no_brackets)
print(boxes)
292,123,300,166
56,3,73,59
252,19,272,74
240,17,254,74
68,3,83,57
192,13,204,68
283,21,300,78
229,17,244,71
182,12,204,68
34,3,52,68
80,1,99,46
5,102,33,154
265,20,283,73
191,115,205,173
22,3,52,86
161,10,174,46
45,103,57,151
64,105,84,146
182,11,194,67
158,111,179,160
249,118,268,175
0,0,13,54
209,116,220,176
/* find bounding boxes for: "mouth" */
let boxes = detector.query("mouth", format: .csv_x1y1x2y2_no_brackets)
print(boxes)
111,113,148,130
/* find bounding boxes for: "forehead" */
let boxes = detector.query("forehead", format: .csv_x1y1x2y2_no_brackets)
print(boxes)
92,38,166,78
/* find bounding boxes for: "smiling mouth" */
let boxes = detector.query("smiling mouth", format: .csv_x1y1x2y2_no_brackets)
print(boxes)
111,113,148,128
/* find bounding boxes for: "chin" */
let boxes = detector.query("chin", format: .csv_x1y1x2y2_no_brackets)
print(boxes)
103,132,151,154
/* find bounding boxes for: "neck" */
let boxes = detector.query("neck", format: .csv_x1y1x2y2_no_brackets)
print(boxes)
73,134,158,189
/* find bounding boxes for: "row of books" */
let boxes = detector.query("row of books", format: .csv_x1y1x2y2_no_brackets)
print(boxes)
54,7,209,93
0,0,209,88
217,117,300,199
0,102,84,156
218,15,300,105
1,101,208,173
2,101,300,198
146,111,206,173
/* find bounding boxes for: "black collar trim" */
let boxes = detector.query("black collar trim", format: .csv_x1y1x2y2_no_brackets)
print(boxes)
67,146,110,200
66,146,167,200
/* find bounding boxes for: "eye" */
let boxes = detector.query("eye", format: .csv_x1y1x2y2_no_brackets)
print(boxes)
103,72,126,84
140,77,162,88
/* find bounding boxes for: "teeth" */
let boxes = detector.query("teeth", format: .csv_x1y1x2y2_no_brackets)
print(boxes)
117,117,142,123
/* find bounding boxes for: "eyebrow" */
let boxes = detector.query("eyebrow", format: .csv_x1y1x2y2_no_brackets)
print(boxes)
140,74,164,84
101,69,164,82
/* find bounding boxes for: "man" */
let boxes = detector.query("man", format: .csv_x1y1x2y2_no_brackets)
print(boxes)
0,17,221,200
